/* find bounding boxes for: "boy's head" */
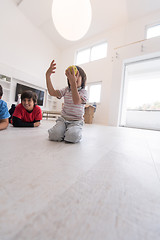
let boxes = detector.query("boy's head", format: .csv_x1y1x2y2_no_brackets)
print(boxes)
0,85,3,99
67,65,87,89
21,90,38,111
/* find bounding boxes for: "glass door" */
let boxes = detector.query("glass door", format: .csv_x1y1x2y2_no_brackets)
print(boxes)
119,57,160,130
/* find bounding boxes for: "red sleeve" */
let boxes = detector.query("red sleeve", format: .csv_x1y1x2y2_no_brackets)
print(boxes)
34,105,42,121
12,104,23,119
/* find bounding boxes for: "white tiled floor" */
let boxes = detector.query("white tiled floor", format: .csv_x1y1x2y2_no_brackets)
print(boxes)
0,120,160,240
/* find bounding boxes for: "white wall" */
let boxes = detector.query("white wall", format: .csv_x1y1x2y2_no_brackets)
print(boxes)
0,0,60,89
59,10,160,126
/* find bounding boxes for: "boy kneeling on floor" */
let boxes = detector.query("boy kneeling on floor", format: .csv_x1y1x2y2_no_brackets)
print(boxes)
12,90,42,127
0,85,10,130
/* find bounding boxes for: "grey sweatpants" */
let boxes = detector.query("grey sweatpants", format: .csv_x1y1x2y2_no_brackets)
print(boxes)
48,117,83,143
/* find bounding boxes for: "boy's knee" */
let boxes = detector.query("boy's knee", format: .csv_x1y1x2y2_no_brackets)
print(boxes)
64,128,82,143
48,127,64,142
48,118,66,142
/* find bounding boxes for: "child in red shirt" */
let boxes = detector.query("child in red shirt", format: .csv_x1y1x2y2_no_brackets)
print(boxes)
12,90,42,127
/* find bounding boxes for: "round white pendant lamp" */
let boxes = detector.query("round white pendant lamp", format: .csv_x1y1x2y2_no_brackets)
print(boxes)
52,0,92,41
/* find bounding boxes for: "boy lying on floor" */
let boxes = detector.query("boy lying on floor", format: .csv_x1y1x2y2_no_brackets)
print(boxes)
12,90,42,127
0,85,10,130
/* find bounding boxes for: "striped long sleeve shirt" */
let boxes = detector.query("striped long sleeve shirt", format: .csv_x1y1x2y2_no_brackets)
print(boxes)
58,87,88,121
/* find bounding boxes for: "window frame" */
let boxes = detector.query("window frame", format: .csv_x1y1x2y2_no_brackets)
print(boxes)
86,81,102,104
145,22,160,39
75,41,108,65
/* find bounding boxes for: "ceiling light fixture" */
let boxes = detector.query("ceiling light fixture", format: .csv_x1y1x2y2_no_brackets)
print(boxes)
52,0,92,41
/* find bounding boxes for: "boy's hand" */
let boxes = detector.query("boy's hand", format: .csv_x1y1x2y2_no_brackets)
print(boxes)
46,60,56,77
34,122,40,127
65,67,78,87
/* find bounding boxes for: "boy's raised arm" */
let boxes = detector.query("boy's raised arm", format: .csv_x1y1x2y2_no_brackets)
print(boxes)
65,67,82,105
46,60,61,98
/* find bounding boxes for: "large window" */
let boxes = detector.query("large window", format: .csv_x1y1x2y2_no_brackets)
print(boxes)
146,24,160,39
76,42,107,65
86,82,102,103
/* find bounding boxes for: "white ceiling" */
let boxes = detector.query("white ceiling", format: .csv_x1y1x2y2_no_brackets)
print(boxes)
12,0,160,50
